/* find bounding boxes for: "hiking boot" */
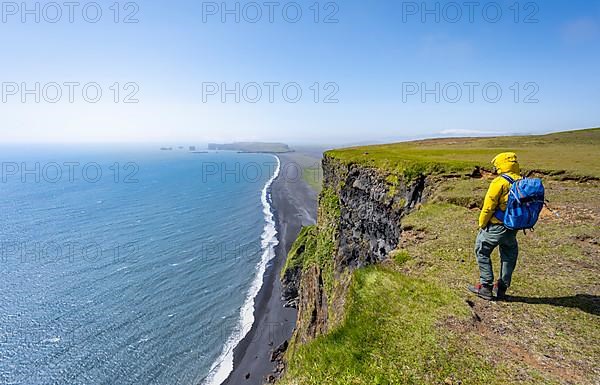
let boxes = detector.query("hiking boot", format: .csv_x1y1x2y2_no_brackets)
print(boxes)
493,280,508,300
467,283,493,301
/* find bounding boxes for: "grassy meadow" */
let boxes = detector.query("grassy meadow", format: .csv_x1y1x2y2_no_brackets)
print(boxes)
327,128,600,180
280,128,600,385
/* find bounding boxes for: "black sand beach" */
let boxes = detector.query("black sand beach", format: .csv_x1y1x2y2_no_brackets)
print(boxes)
220,154,318,385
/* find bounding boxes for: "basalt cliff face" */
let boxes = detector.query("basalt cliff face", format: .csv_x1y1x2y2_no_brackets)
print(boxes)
281,153,433,348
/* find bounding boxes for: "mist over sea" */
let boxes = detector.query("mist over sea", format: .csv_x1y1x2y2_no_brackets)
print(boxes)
0,146,279,385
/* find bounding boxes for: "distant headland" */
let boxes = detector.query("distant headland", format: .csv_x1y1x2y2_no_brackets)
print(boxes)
208,142,293,153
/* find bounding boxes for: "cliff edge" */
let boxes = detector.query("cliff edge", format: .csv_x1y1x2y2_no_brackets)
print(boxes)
277,128,600,385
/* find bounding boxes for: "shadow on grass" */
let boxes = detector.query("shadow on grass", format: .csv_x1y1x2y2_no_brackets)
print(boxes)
506,294,600,316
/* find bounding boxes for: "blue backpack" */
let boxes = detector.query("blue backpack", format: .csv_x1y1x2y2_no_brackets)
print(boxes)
494,175,545,230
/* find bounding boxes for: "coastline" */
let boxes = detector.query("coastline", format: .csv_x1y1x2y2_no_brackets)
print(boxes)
202,155,281,385
218,154,318,385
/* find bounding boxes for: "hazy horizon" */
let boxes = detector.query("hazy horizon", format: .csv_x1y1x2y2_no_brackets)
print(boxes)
0,126,596,148
1,0,599,143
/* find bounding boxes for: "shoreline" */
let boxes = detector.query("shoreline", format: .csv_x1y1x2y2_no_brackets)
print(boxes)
202,155,281,385
218,154,318,385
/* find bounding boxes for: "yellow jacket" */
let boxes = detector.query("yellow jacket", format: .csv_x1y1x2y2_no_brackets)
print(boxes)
479,152,522,228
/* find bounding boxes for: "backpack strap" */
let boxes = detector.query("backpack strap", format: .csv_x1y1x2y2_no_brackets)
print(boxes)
500,174,515,184
494,174,516,222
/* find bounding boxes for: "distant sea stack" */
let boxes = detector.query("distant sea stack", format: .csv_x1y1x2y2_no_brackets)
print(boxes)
207,142,293,153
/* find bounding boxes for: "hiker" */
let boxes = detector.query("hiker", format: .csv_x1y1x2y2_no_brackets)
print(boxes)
468,152,522,301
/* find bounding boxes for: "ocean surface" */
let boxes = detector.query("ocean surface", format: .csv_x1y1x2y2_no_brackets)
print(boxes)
0,146,280,385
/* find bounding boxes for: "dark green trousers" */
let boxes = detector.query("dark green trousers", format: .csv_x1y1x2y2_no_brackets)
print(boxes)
474,224,519,287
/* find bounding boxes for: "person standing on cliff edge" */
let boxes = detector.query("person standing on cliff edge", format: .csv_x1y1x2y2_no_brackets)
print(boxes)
468,152,522,301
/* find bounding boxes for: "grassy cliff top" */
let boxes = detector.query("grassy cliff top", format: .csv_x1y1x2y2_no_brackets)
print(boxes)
326,128,600,179
281,169,600,385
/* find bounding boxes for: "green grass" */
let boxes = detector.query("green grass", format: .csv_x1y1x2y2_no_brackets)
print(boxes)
302,166,323,193
280,266,512,385
311,188,340,293
431,177,490,208
282,179,600,384
279,151,324,193
281,188,340,300
327,128,600,180
281,225,318,275
282,129,600,384
392,180,600,383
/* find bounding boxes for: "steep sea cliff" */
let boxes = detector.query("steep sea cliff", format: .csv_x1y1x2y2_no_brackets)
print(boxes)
276,129,600,385
281,152,432,347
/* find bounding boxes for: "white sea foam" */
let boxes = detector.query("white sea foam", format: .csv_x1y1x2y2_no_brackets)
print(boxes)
202,155,281,385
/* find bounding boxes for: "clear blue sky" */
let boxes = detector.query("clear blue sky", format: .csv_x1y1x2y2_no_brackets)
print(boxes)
0,0,598,144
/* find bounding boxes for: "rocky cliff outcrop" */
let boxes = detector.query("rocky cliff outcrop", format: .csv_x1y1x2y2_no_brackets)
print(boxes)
281,153,434,348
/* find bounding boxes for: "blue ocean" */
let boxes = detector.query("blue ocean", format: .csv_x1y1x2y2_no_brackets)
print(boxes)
0,146,280,385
